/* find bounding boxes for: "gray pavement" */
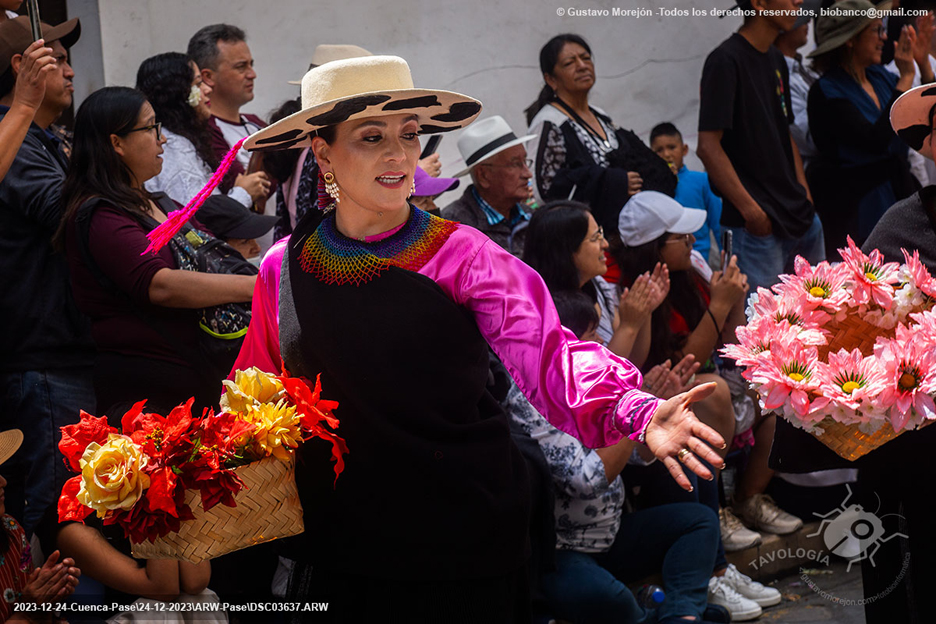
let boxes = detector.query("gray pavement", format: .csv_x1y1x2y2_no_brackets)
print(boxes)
759,559,865,623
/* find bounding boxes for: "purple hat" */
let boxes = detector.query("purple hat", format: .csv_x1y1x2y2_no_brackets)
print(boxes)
413,166,459,197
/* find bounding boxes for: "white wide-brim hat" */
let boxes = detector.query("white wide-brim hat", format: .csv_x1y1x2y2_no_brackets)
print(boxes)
245,55,482,152
618,191,707,247
286,44,373,85
453,115,537,178
892,84,936,160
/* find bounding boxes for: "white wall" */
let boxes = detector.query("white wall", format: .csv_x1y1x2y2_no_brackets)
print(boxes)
84,0,752,177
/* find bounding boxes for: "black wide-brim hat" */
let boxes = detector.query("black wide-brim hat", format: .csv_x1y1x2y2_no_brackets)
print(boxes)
244,55,482,152
892,84,936,160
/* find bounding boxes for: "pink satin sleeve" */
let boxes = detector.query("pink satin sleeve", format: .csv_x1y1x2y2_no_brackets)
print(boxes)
228,238,288,378
422,228,662,449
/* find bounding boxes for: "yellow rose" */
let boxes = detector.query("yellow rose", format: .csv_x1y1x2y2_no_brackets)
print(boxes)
221,367,285,414
238,401,302,462
77,434,151,518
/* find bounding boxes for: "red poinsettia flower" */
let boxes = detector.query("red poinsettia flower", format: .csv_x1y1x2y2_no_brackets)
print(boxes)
59,410,119,472
107,485,195,544
278,373,347,485
124,398,196,462
58,476,93,523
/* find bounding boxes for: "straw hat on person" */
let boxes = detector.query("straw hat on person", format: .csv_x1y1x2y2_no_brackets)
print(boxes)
245,55,481,152
286,44,373,85
452,115,537,178
0,430,22,467
807,0,893,58
891,84,936,159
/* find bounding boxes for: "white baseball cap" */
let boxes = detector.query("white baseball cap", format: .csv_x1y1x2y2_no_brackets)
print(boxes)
617,191,707,247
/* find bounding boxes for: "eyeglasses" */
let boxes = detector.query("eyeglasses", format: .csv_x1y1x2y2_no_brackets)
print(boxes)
664,233,692,246
871,24,886,38
479,158,533,171
588,226,605,243
124,122,162,138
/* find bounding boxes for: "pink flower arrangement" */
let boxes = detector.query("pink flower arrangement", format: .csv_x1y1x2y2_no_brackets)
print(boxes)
722,237,936,436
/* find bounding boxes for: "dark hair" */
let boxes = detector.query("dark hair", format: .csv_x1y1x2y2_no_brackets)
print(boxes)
54,87,152,250
613,236,709,368
524,34,592,126
136,52,218,172
187,24,246,72
523,200,593,291
552,289,599,339
650,122,682,144
0,66,14,100
261,97,303,182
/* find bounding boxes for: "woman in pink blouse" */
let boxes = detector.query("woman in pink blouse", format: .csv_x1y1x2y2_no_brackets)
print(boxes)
229,55,725,622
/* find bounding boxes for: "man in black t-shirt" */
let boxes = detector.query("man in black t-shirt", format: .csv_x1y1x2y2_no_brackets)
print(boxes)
697,0,825,294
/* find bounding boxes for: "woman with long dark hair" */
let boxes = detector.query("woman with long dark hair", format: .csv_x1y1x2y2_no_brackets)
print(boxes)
56,86,255,417
522,199,668,363
136,52,269,208
525,34,675,236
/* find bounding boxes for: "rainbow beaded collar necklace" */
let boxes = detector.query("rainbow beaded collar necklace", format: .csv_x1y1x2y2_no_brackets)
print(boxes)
297,207,458,286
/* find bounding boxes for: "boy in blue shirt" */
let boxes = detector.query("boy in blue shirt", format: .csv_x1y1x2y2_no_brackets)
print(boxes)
650,122,722,263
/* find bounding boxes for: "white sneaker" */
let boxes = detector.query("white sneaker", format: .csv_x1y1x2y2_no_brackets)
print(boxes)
719,507,762,552
708,575,763,621
722,563,782,607
734,494,803,535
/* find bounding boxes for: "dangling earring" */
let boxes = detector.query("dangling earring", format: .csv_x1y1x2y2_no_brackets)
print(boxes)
407,179,416,200
317,170,339,212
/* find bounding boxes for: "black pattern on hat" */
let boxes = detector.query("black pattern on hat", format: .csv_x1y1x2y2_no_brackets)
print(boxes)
383,96,441,111
897,125,932,151
431,102,483,123
306,95,393,126
254,128,305,146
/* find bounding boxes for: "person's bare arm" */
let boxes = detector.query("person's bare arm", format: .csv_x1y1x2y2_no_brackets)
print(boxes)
179,561,211,595
594,438,638,483
790,134,812,205
58,523,181,601
697,130,772,236
148,269,256,308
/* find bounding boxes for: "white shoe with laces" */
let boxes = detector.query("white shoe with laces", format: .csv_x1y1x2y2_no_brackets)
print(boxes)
722,563,782,607
734,493,804,535
708,575,763,621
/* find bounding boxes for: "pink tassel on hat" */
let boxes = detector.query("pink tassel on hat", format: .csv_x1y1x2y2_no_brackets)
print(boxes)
143,137,248,255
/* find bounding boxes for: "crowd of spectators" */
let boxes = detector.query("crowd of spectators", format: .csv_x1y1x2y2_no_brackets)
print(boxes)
0,0,932,621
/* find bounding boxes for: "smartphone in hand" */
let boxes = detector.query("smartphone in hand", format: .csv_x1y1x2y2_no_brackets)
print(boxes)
420,135,442,160
721,230,733,273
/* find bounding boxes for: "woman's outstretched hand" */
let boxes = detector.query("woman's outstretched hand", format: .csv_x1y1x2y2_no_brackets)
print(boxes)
643,382,726,492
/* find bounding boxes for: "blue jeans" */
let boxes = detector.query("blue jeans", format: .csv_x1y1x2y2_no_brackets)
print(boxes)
540,503,719,623
0,367,95,535
727,213,826,295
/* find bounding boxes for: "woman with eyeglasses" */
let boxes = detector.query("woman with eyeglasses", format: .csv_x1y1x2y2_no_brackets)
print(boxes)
807,5,935,255
136,52,270,208
55,86,255,417
522,199,670,362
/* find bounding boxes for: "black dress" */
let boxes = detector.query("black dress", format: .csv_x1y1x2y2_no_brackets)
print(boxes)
279,208,531,623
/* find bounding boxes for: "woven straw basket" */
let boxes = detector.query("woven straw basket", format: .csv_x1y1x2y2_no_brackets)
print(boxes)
809,313,900,461
131,455,304,564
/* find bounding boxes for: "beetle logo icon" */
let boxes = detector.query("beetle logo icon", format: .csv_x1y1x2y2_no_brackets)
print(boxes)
808,484,907,571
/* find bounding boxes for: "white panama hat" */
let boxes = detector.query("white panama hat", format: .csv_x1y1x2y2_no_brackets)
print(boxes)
453,115,538,178
245,55,482,152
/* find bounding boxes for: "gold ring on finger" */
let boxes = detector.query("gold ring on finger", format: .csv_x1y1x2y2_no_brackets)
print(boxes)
677,448,691,462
